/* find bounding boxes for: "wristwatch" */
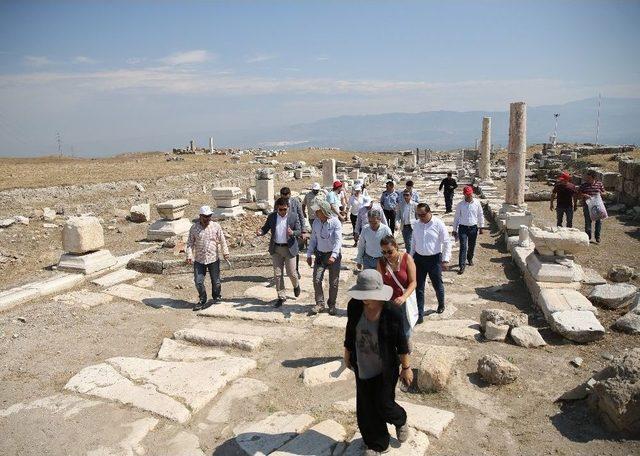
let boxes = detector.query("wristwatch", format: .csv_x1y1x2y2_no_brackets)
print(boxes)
401,366,411,371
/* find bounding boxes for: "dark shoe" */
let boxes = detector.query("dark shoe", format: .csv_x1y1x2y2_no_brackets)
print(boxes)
396,423,410,443
467,259,474,266
297,271,301,279
437,305,445,314
201,300,214,310
193,302,205,312
274,298,284,308
595,238,601,244
416,316,424,324
458,267,465,275
328,306,337,316
293,286,301,297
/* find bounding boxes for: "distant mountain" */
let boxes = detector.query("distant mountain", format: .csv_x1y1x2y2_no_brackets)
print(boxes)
250,97,640,151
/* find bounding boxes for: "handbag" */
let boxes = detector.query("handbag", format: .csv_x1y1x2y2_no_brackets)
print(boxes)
586,193,608,221
385,257,419,329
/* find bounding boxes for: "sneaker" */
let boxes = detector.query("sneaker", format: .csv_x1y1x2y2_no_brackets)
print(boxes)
364,446,389,455
308,304,324,316
458,267,465,275
274,298,284,308
293,286,301,297
416,316,424,325
467,259,474,266
396,423,410,443
437,305,445,314
193,302,205,312
328,306,337,316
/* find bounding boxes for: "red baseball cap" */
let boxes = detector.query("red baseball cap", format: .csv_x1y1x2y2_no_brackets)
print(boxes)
559,171,571,181
332,180,343,189
463,185,473,196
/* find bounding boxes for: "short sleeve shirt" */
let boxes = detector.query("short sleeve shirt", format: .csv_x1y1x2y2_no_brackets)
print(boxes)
355,313,383,380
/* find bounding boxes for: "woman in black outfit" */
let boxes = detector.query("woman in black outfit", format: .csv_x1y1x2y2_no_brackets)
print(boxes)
343,269,413,455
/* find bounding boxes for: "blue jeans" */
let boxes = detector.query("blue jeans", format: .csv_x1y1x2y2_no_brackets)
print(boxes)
556,206,573,228
583,204,601,241
401,225,413,251
413,252,445,316
458,225,478,267
194,260,221,305
362,253,379,270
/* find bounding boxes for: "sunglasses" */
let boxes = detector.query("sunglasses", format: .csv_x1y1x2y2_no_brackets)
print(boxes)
381,249,395,255
417,212,429,217
277,207,288,212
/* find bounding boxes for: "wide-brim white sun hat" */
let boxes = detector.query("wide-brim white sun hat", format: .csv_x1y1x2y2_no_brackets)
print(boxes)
199,205,214,216
347,269,393,301
311,182,321,190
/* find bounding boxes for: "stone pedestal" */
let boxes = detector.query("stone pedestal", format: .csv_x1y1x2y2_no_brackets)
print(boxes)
506,102,527,207
62,217,105,254
147,218,191,241
479,116,492,181
212,187,242,208
322,159,336,187
156,199,189,220
58,249,117,274
256,169,275,212
528,226,590,257
526,253,584,283
211,206,245,220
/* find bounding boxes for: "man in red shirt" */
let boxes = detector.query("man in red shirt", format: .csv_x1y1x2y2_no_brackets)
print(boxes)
550,171,577,228
578,170,606,243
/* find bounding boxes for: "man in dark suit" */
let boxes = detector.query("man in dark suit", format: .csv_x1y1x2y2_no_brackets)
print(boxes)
257,197,302,307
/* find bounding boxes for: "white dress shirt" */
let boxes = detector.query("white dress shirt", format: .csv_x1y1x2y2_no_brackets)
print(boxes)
410,216,452,262
275,214,288,243
452,199,485,232
355,224,393,264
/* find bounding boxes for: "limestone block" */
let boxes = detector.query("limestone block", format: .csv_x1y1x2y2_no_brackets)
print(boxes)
484,321,509,341
582,268,608,285
589,283,638,309
212,187,242,199
510,325,546,348
412,319,481,340
62,216,105,254
344,429,430,456
271,419,346,456
103,283,176,307
477,354,519,385
163,431,205,456
0,287,40,313
255,167,275,180
504,211,533,230
415,344,470,392
613,312,640,334
156,199,189,220
608,264,636,283
526,253,584,283
234,412,315,456
91,268,141,287
129,203,150,223
174,328,263,351
538,289,598,319
206,377,269,424
64,363,191,422
302,360,353,386
156,338,227,361
322,159,336,187
480,308,528,330
528,226,590,256
58,249,117,274
106,356,256,412
549,310,605,343
211,206,245,220
147,218,191,240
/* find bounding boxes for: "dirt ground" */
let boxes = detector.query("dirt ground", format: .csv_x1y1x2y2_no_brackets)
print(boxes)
0,150,639,455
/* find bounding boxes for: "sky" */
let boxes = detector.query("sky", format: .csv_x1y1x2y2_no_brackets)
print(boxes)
0,0,639,156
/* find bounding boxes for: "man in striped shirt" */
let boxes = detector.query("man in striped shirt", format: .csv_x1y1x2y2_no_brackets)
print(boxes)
578,170,606,244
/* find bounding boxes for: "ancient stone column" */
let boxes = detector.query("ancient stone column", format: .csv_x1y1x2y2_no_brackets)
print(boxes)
256,168,275,211
209,137,214,153
479,116,492,181
322,159,336,187
505,102,527,207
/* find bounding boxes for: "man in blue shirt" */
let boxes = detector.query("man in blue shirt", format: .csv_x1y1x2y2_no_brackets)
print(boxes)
307,199,343,315
380,181,399,234
326,180,345,222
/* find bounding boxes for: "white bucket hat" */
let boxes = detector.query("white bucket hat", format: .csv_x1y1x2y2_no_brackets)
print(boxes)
199,205,213,216
347,269,393,301
311,182,321,190
353,185,362,191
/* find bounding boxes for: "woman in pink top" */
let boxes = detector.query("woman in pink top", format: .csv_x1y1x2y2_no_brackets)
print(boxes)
377,235,417,337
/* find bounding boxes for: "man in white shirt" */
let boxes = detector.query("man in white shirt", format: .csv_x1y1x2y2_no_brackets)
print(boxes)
396,190,417,251
256,197,302,307
410,203,452,320
452,186,484,275
355,209,392,270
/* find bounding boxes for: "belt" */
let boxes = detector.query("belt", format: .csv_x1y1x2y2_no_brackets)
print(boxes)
414,252,441,258
274,243,288,247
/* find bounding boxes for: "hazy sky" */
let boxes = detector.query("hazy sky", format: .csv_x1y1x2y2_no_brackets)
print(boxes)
0,0,639,156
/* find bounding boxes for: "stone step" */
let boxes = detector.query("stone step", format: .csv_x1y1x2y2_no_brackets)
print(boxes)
271,419,347,456
413,319,481,340
52,289,114,309
343,428,430,455
197,301,308,323
156,338,227,362
206,378,268,425
234,412,315,456
104,283,188,309
302,360,353,386
174,328,264,351
91,268,141,287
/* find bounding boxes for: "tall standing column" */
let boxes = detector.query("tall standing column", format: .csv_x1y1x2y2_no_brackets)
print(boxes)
479,116,492,181
505,102,527,207
322,159,336,187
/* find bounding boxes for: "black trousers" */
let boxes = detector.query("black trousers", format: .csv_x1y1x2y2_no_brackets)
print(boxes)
444,192,454,212
383,209,396,234
458,224,478,267
356,373,407,452
350,213,358,235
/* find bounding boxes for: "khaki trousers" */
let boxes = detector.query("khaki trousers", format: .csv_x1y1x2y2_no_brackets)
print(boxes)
272,245,299,299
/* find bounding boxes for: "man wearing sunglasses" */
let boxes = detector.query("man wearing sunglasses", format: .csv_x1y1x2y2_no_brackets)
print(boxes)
257,197,302,308
410,203,452,320
186,205,230,311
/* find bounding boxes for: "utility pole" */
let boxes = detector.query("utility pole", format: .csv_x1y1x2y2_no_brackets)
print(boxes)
56,132,62,158
595,93,602,147
553,113,559,138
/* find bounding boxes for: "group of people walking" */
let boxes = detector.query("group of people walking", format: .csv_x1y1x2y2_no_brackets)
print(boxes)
184,175,487,455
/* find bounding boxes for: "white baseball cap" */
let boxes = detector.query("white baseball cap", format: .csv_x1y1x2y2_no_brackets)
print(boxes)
311,182,321,190
354,185,362,191
199,205,213,216
362,196,372,205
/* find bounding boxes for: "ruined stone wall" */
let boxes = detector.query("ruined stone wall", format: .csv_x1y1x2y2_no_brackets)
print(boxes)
617,159,640,206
